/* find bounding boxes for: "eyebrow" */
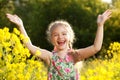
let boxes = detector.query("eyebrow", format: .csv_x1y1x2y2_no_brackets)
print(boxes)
51,31,68,35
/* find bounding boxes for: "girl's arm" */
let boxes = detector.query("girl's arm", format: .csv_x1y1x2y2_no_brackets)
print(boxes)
6,14,52,65
74,9,111,62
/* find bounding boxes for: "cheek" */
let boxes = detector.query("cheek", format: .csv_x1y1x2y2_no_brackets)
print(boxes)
50,37,57,45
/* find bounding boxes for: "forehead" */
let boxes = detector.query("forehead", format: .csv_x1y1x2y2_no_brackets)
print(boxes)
51,25,68,34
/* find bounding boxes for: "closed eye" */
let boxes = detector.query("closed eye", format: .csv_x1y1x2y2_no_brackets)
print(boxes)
62,33,67,35
52,34,58,37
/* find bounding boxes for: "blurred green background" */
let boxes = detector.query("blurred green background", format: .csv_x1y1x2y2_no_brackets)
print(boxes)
0,0,120,58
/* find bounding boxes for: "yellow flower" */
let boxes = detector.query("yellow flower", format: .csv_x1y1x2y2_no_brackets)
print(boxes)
35,50,41,57
6,54,12,62
3,27,9,32
20,34,30,43
0,69,3,73
0,27,47,80
13,28,20,35
80,42,120,80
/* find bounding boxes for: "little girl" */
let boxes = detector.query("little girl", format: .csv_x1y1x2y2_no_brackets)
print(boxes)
6,9,111,80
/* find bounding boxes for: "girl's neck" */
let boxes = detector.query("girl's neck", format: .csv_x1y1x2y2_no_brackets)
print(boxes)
55,48,70,58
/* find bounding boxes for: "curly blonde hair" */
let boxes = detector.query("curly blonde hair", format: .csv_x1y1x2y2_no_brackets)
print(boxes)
46,20,75,49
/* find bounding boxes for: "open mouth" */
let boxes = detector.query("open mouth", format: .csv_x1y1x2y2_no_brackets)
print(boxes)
57,41,66,46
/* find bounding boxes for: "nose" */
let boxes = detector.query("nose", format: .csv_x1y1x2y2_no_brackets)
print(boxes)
58,34,63,39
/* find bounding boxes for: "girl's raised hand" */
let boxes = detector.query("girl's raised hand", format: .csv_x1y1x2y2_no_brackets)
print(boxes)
97,9,112,27
6,13,23,27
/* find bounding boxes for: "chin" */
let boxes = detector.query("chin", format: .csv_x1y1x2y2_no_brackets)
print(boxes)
58,46,68,50
56,43,69,50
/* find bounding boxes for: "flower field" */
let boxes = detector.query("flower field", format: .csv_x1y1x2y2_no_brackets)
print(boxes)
0,27,120,80
0,27,47,80
80,42,120,80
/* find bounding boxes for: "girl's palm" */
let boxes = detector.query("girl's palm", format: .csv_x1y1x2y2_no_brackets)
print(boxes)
97,9,111,26
6,13,23,27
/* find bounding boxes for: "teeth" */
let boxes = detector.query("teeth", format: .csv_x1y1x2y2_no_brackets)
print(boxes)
58,41,65,45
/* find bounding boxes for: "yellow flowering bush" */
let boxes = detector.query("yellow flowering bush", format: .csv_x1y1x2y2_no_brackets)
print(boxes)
80,42,120,80
0,27,47,80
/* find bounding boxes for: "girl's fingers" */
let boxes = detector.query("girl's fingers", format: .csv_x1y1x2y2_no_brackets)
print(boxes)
102,9,111,15
102,10,112,17
6,13,11,16
6,14,19,21
6,13,16,19
6,13,23,27
101,10,111,21
6,14,17,24
6,14,13,20
14,14,19,18
6,13,13,17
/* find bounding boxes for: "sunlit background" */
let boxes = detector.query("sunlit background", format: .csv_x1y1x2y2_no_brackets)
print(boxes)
102,0,112,3
0,0,120,80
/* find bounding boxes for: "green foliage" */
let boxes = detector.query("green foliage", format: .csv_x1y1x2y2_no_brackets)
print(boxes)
13,0,109,49
0,0,15,29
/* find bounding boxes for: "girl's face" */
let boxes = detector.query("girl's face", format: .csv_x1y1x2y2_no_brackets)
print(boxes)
51,25,70,51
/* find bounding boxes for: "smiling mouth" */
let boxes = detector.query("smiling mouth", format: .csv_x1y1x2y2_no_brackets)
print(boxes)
57,41,66,46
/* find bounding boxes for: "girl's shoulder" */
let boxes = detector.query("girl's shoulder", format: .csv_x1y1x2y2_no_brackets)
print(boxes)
68,49,83,63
